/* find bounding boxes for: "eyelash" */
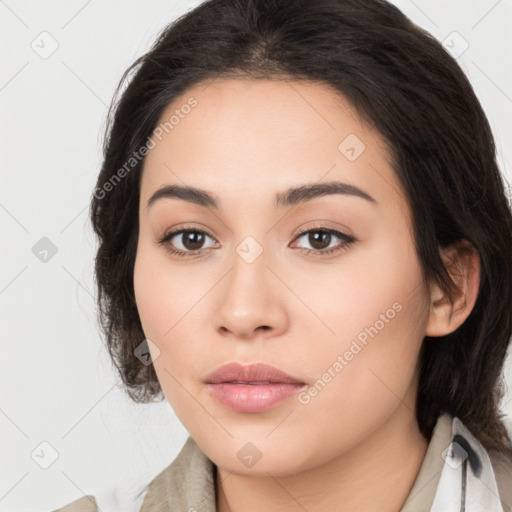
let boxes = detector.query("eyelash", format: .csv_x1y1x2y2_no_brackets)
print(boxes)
156,224,356,258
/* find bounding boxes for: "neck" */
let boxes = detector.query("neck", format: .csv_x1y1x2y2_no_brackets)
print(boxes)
215,406,428,512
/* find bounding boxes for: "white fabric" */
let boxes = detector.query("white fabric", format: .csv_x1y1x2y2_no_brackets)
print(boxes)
431,417,504,511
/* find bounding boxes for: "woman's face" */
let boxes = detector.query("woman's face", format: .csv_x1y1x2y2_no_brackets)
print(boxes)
134,78,432,475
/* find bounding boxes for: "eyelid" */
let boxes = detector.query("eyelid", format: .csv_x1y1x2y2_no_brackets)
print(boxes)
161,222,218,241
293,221,354,238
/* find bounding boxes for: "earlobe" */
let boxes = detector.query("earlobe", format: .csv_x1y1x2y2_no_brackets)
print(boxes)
425,241,480,337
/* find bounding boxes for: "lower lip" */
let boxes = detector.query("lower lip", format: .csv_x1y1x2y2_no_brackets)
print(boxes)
206,382,305,413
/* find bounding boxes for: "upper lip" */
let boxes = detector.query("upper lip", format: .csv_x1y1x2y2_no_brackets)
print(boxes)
205,362,305,385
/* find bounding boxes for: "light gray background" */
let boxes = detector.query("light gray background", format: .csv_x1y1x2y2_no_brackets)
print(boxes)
1,1,511,511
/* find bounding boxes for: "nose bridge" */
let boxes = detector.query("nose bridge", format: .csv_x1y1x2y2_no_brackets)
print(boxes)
226,234,271,307
212,233,288,337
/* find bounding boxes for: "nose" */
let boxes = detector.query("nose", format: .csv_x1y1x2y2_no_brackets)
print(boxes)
212,246,289,341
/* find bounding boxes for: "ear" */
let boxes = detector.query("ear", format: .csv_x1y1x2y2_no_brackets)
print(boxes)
425,240,480,337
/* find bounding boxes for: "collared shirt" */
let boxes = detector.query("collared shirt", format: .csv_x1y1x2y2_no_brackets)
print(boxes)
53,413,512,512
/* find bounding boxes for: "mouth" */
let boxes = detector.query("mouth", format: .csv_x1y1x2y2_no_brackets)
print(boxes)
205,362,306,413
226,381,280,385
205,362,305,385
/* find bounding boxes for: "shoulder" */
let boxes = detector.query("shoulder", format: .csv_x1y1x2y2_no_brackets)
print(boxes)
489,448,512,512
50,437,213,512
51,495,97,512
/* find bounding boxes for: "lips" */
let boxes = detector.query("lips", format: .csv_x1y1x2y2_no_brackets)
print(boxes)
205,362,305,385
205,362,306,413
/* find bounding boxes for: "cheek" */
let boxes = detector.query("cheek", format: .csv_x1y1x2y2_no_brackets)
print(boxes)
133,247,168,341
287,226,427,346
133,246,193,412
292,231,429,409
133,238,215,391
133,234,202,340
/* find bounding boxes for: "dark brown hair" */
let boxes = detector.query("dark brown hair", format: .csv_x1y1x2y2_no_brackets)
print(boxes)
90,0,512,456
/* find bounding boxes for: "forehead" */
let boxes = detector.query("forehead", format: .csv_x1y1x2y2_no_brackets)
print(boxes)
140,78,401,209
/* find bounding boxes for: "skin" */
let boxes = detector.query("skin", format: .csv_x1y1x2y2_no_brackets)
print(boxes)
133,78,480,512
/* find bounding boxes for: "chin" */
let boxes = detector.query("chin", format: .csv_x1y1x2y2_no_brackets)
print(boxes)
203,437,316,477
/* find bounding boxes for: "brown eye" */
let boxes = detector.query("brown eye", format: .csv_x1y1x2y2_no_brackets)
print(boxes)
180,231,206,251
158,228,218,256
307,231,332,250
291,228,356,256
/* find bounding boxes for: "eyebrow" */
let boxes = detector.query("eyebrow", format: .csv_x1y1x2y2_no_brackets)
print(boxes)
146,181,377,209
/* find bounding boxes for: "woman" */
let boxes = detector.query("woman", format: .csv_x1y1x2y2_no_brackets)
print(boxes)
55,0,512,510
